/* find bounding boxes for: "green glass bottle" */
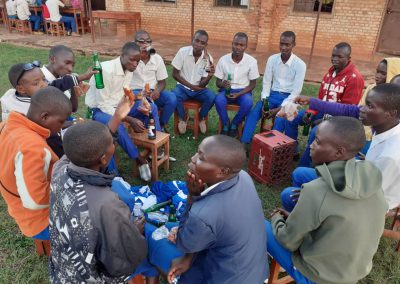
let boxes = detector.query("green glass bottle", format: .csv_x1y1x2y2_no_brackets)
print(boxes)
263,98,269,112
168,204,177,222
143,200,172,213
92,52,104,89
302,112,313,136
85,107,93,119
225,73,231,96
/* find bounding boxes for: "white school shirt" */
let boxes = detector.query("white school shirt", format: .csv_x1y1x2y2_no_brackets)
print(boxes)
6,0,17,16
41,66,71,99
261,53,306,100
46,0,64,22
130,53,168,90
1,89,31,121
171,46,214,89
366,122,400,209
214,52,259,89
15,0,31,20
86,56,133,116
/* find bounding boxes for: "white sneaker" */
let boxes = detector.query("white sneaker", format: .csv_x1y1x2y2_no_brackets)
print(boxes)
199,119,207,134
138,164,151,182
178,120,187,134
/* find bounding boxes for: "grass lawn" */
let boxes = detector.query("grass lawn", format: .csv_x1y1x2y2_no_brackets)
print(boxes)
0,43,399,283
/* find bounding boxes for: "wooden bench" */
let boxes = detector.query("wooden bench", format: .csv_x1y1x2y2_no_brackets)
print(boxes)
383,205,400,252
268,259,294,284
91,10,141,41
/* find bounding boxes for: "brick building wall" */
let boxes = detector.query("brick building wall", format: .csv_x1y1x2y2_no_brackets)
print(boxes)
106,0,387,57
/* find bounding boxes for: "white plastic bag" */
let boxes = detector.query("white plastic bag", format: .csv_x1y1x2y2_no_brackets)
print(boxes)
152,225,170,241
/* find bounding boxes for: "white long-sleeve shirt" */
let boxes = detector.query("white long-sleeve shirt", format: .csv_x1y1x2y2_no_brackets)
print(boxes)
261,53,306,101
86,57,133,115
15,0,31,20
366,122,400,209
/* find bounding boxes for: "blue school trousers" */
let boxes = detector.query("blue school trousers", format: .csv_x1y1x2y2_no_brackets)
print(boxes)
173,84,215,120
133,89,177,126
241,90,289,144
265,221,314,284
215,89,253,126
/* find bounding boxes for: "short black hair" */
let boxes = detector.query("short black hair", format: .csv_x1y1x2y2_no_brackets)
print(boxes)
134,29,150,41
371,83,400,116
334,42,352,57
390,74,400,86
122,41,140,55
204,135,246,170
281,31,296,42
194,29,209,41
49,45,73,58
28,86,72,116
63,121,111,168
234,32,248,42
324,116,365,153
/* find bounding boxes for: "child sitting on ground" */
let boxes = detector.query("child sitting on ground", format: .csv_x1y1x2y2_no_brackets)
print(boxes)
49,95,158,283
266,116,388,284
0,87,72,240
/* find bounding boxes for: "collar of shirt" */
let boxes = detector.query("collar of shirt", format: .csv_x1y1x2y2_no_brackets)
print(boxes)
279,53,296,66
370,122,400,150
200,181,224,196
229,53,245,66
113,56,127,76
139,54,157,68
41,66,57,82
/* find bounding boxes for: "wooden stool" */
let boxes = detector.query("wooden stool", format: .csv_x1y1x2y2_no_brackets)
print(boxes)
15,19,32,35
173,100,208,138
0,6,8,29
127,274,145,284
217,104,244,139
383,205,400,252
8,18,18,33
126,127,170,181
34,239,50,256
268,259,294,284
45,20,66,37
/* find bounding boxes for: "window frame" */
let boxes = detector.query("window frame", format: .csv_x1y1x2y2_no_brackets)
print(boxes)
291,0,335,17
214,0,250,9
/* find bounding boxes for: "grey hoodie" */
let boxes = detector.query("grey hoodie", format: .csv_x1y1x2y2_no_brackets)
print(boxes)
272,159,388,284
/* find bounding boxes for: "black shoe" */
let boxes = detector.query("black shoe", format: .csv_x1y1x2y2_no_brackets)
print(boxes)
229,124,238,138
221,124,229,135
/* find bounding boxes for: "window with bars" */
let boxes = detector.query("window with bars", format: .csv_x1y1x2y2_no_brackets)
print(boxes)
215,0,249,8
293,0,334,13
147,0,176,3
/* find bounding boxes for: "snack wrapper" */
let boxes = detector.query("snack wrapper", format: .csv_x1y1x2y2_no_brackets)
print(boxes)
277,100,299,122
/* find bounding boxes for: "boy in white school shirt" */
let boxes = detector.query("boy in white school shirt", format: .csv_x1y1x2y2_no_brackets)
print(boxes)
171,29,216,135
214,32,259,137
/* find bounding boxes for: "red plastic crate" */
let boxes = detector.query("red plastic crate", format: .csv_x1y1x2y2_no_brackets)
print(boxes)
248,130,296,185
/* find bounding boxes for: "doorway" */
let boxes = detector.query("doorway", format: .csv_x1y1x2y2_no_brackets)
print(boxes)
377,0,400,55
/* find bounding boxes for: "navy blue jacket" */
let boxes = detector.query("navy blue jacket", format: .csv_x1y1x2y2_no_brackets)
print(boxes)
177,171,268,284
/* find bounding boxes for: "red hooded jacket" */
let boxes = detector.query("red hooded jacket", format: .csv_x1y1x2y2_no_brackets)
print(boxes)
318,62,364,105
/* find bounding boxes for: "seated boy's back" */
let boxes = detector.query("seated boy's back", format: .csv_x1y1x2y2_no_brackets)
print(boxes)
49,104,148,283
270,117,388,284
50,156,147,282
